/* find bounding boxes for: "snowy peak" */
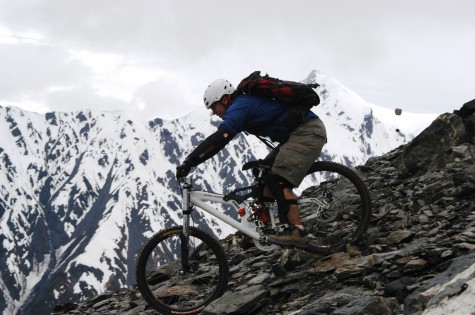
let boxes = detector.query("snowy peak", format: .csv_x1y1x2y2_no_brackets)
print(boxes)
0,105,263,315
308,70,436,165
0,72,437,314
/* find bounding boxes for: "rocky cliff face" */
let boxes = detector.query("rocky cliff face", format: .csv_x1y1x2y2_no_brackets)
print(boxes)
53,101,475,315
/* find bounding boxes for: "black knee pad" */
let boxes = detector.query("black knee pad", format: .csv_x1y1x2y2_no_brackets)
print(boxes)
263,173,295,224
263,172,294,188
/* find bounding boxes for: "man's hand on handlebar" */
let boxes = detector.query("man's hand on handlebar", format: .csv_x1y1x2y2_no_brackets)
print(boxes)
176,162,191,179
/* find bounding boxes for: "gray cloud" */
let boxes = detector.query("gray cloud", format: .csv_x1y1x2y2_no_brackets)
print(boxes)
44,85,129,114
132,77,197,119
0,0,474,119
0,43,91,97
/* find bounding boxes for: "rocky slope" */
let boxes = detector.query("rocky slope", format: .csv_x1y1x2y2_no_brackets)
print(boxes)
53,101,475,315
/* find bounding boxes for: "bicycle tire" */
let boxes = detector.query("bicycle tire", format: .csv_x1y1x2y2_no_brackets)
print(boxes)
136,226,229,314
296,161,372,251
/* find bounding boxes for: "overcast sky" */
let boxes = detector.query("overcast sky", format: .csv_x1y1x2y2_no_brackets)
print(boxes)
0,0,474,121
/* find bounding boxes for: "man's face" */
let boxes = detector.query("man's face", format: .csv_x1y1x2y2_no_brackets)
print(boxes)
210,102,226,119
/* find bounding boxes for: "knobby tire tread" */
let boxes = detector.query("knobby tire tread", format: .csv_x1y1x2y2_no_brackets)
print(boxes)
135,226,229,315
306,161,372,249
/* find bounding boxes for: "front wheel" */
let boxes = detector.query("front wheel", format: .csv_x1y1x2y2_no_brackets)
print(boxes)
296,161,372,251
135,226,229,314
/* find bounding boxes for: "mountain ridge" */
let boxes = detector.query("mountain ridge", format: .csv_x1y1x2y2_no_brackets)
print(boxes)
0,72,438,314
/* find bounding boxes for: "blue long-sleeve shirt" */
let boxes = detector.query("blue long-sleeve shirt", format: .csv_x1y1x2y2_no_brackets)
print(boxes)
219,95,317,143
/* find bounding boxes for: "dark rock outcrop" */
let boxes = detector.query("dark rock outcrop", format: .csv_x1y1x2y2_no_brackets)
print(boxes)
398,99,475,176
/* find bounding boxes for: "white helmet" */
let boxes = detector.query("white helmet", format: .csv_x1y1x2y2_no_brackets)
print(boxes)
203,79,235,109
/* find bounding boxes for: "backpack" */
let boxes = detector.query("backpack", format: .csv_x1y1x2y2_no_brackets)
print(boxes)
235,71,320,110
234,71,320,132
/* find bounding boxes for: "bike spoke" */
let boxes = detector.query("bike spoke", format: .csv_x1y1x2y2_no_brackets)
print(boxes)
136,227,228,314
297,162,371,250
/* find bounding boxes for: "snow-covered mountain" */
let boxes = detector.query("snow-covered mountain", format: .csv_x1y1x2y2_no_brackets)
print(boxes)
0,71,437,314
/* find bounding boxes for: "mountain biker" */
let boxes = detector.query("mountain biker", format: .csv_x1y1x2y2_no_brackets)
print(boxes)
176,78,327,247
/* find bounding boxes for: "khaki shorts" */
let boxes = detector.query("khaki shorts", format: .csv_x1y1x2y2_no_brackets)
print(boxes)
266,117,327,187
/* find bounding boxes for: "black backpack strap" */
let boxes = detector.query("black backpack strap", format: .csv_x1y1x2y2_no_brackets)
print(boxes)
243,131,276,150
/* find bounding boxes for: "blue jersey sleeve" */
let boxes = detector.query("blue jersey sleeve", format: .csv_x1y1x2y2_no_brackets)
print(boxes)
217,97,253,137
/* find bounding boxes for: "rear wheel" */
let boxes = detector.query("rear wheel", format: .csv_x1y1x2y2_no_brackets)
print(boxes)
136,226,229,314
296,161,371,251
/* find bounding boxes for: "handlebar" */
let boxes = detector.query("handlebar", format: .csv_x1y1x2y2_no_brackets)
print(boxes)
177,175,193,189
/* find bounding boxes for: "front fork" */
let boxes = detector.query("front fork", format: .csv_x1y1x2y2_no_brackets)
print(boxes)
180,177,193,273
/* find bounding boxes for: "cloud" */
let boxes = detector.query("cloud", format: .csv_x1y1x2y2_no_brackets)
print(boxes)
0,42,92,98
132,76,198,120
44,85,129,113
0,0,474,117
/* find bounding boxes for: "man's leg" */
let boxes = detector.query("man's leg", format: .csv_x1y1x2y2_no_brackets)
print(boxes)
264,118,327,247
283,188,302,226
262,173,299,225
262,174,309,248
263,186,302,227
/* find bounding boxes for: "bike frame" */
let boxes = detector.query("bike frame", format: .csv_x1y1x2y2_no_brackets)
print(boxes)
181,177,261,240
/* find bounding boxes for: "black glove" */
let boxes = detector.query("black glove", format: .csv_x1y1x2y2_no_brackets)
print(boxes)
176,162,192,178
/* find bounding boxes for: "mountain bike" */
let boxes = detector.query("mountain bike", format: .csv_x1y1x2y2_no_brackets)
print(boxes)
135,159,371,314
